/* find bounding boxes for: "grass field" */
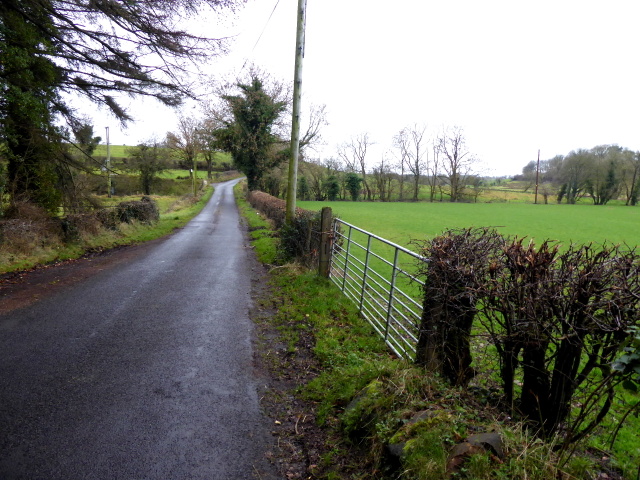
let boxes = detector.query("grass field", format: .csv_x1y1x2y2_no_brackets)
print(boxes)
93,144,233,166
93,144,130,157
243,192,640,478
298,201,640,249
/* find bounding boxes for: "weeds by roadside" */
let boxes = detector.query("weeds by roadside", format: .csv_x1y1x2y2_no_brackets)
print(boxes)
0,188,213,274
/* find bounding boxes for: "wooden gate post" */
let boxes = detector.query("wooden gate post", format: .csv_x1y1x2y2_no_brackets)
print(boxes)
318,207,333,277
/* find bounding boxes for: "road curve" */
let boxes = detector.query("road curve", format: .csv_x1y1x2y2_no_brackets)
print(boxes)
0,179,279,479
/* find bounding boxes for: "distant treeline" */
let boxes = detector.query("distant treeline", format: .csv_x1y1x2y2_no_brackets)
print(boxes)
517,145,640,205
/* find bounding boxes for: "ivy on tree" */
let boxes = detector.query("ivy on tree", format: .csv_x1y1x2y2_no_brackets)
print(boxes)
297,176,310,201
215,76,287,191
126,141,170,196
345,173,363,201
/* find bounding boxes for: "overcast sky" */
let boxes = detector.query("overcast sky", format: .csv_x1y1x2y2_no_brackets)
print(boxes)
100,0,640,176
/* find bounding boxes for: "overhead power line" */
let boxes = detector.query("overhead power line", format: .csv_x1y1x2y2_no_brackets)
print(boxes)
241,0,281,71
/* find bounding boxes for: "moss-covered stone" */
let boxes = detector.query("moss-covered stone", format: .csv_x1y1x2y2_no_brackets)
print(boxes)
341,379,386,437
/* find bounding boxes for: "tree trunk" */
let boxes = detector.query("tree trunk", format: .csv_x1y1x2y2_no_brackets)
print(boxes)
415,300,443,373
416,293,475,386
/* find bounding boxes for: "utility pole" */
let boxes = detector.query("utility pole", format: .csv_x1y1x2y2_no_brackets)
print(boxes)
285,0,307,223
106,127,112,198
192,159,197,196
534,149,540,205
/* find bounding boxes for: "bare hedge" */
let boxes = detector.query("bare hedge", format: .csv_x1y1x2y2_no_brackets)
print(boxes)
247,190,330,265
116,196,159,224
0,218,63,253
415,227,640,444
0,197,161,253
247,191,295,229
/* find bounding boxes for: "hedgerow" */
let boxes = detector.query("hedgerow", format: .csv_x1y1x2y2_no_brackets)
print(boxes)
247,190,332,265
415,228,640,447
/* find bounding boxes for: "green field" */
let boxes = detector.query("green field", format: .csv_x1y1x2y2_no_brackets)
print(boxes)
92,144,233,165
93,144,130,157
299,201,640,249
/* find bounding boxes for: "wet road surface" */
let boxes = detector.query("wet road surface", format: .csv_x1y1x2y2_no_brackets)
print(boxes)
0,179,279,479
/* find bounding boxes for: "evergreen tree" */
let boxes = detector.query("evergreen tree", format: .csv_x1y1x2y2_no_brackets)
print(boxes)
325,175,340,201
215,76,287,191
74,123,102,156
297,176,310,201
345,172,363,201
1,1,66,211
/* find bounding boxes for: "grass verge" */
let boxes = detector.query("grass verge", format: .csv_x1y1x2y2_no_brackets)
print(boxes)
234,182,277,264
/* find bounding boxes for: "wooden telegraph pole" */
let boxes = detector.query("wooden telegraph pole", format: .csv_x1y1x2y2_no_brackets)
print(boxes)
106,126,112,198
192,158,197,197
285,0,307,223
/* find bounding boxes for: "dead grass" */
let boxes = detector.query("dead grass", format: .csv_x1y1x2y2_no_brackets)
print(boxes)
0,191,209,274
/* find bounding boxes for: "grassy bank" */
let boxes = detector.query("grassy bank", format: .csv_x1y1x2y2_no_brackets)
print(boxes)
0,189,214,274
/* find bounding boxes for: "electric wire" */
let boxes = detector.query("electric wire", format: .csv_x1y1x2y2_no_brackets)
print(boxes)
240,0,281,71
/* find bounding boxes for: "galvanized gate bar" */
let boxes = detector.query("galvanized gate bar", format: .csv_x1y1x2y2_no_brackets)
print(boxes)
329,218,428,361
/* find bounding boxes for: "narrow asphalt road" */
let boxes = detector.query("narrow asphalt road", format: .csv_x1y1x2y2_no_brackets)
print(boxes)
0,179,279,479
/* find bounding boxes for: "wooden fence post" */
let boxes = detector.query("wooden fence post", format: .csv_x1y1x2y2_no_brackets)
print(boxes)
318,207,332,277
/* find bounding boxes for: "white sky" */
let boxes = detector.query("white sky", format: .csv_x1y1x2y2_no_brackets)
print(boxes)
98,0,640,176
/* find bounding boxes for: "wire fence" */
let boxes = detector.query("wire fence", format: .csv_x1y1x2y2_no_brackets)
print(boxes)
329,219,428,361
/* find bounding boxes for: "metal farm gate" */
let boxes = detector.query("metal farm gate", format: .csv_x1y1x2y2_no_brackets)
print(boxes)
328,219,427,361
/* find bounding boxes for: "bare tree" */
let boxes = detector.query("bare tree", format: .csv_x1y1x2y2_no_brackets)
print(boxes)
299,104,328,159
303,159,327,201
557,149,593,204
166,115,203,175
539,183,556,204
200,98,230,178
427,142,441,202
392,132,408,201
372,155,396,202
467,175,484,202
585,145,622,205
324,157,344,175
395,124,428,201
437,126,476,202
338,133,374,200
618,150,640,205
197,117,222,179
337,143,358,173
127,139,171,195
